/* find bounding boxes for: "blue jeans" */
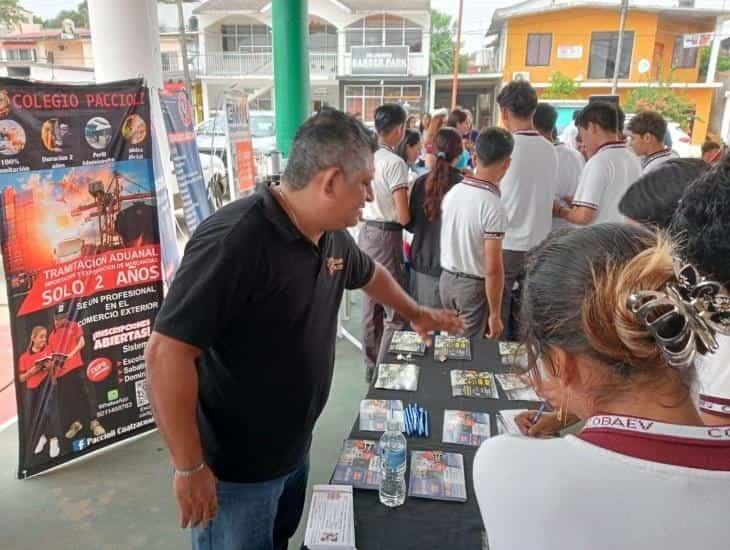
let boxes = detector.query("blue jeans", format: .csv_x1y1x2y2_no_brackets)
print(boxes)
192,458,309,550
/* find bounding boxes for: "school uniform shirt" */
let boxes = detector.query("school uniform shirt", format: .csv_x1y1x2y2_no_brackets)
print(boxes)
697,335,730,421
474,414,730,550
641,147,679,174
572,141,642,224
18,349,52,389
559,121,579,150
500,131,558,252
362,147,409,223
553,142,585,230
439,175,507,278
48,321,84,377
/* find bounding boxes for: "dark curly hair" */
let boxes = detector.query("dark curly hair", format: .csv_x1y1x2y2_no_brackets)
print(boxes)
496,80,538,119
670,155,730,285
619,158,709,229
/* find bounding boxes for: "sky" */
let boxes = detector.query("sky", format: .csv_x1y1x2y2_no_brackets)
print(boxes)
431,0,512,53
21,0,507,53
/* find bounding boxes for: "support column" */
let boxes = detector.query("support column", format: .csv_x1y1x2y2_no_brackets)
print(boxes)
272,0,311,157
88,0,163,87
721,92,730,145
707,16,726,85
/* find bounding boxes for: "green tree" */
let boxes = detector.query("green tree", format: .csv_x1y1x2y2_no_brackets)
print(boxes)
541,71,579,99
699,46,730,79
625,79,696,131
43,1,88,28
429,9,469,75
0,0,25,28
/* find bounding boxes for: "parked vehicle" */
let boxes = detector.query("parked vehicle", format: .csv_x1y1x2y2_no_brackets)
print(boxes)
195,110,277,157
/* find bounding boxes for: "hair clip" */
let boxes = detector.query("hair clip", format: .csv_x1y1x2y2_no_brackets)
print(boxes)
628,261,730,369
436,151,446,159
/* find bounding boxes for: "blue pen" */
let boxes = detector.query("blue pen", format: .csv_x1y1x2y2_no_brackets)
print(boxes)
531,403,546,424
424,409,430,438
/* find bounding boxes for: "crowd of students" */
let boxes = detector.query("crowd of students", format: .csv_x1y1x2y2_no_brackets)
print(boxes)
359,79,730,549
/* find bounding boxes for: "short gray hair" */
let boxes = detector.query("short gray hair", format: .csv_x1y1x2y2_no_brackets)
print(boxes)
283,108,378,190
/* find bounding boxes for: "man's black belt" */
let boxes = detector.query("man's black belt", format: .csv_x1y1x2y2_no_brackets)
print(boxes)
442,268,484,281
363,220,402,231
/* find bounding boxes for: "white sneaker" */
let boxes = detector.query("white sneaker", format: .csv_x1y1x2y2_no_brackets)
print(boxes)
90,420,106,437
34,434,47,454
49,437,60,458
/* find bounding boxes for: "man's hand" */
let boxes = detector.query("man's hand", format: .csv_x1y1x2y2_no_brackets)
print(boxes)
410,307,464,346
174,465,217,529
515,411,561,437
484,313,503,340
552,200,563,217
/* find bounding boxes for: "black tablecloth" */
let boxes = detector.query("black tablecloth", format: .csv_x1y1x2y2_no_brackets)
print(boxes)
337,338,540,550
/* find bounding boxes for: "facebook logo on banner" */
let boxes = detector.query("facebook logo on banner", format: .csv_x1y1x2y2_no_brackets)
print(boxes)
72,439,89,452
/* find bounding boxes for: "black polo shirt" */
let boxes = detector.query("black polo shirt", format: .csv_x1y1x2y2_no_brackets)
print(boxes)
153,186,375,482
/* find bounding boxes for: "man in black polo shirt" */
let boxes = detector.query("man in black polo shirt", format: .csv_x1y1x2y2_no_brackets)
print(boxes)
146,108,462,550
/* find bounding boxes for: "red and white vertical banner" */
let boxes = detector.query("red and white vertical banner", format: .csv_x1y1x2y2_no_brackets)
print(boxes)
0,77,162,478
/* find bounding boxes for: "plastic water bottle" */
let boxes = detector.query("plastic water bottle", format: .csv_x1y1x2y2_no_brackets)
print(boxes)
379,419,407,507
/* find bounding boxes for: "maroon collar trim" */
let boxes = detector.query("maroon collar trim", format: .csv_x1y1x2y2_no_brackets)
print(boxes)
595,140,627,155
514,130,540,137
642,148,674,166
578,414,730,471
461,175,500,197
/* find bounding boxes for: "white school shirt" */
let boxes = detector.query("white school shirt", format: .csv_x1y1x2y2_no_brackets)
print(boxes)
572,141,642,224
641,147,679,174
439,176,507,278
697,335,730,421
559,121,579,150
552,142,585,230
361,146,409,223
500,131,558,251
474,414,730,550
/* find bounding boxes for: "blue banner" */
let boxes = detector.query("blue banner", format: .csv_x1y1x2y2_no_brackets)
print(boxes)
158,89,213,234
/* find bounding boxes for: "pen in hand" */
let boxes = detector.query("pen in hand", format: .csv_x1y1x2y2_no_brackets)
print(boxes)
531,403,546,425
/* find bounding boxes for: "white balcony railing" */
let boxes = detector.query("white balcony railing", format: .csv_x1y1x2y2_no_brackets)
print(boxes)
202,52,273,77
309,52,338,76
200,51,338,77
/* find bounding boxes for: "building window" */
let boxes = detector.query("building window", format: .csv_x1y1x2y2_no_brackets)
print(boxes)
161,51,178,72
526,33,551,66
345,14,422,53
344,84,423,123
672,36,698,69
588,31,634,79
309,21,337,52
5,48,34,61
221,24,271,53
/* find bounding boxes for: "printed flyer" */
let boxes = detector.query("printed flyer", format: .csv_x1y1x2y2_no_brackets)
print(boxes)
0,78,162,477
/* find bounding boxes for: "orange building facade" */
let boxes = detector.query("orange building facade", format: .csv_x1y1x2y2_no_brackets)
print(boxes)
491,2,726,144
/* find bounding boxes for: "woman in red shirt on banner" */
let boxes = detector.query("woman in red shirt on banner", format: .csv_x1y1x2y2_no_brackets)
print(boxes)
50,301,106,441
18,326,61,460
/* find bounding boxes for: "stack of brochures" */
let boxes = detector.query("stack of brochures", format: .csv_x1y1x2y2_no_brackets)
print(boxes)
331,439,382,490
359,399,405,432
408,450,467,502
498,341,528,368
374,363,420,391
304,485,356,550
494,373,540,401
388,331,426,356
442,410,491,446
450,370,498,399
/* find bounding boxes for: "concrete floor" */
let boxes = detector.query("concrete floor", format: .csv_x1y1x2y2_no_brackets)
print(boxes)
0,302,368,550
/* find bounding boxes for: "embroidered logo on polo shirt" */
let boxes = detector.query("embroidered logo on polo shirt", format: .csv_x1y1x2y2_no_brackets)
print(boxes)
327,257,344,276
